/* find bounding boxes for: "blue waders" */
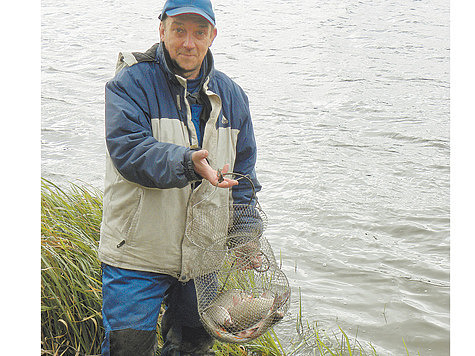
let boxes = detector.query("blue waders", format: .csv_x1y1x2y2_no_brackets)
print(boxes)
101,264,214,355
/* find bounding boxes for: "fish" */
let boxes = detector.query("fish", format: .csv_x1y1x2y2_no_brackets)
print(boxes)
234,309,284,339
226,291,274,330
233,290,289,339
200,289,289,341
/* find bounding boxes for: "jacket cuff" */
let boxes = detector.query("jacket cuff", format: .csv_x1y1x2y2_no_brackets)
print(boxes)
183,149,203,183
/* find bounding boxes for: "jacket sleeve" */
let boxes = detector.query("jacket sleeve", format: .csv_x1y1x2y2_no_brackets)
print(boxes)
105,68,194,189
231,90,262,206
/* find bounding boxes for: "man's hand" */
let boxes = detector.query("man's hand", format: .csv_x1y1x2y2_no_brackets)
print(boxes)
192,150,239,188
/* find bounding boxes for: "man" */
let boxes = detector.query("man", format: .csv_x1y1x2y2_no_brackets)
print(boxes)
98,0,261,354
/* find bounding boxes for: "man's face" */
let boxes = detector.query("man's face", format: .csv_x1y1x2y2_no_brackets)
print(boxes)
160,14,217,79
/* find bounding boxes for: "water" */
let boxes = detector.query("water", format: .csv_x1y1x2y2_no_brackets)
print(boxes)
41,0,450,354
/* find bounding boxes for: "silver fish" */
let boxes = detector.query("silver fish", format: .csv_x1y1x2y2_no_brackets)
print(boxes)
226,292,274,330
200,289,244,333
234,309,284,339
200,289,288,341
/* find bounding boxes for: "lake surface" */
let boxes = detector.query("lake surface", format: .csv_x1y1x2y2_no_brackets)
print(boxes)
41,0,450,354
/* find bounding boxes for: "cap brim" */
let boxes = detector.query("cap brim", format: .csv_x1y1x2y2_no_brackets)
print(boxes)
165,7,215,26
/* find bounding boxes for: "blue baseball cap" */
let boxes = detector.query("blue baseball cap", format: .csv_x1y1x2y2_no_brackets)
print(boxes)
159,0,216,27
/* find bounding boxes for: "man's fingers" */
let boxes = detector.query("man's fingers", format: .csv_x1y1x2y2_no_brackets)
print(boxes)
190,150,238,187
216,177,239,188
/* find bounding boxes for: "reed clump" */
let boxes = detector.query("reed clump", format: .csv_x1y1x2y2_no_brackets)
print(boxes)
41,179,104,355
41,179,389,356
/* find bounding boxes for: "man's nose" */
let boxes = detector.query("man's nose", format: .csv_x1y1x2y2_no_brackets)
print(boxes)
183,34,196,49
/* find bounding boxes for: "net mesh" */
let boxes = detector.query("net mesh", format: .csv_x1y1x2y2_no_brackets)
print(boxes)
185,190,290,343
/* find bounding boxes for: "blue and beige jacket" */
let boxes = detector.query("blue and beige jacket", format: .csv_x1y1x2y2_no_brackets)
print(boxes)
98,43,260,281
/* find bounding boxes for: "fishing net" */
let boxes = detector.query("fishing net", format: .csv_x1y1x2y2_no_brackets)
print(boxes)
185,173,290,343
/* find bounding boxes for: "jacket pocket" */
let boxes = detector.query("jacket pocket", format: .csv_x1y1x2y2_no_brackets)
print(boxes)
103,175,144,244
121,188,144,242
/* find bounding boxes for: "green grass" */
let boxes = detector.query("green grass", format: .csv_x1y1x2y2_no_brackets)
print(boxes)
41,179,414,356
41,179,104,355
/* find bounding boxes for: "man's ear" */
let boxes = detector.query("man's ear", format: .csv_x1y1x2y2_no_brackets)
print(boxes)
209,27,218,47
159,22,165,42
